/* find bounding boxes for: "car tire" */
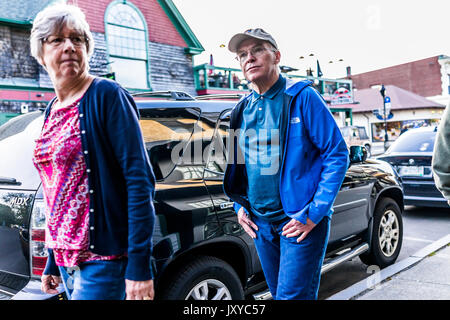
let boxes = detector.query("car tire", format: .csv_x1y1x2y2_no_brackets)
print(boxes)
360,197,403,268
159,255,245,300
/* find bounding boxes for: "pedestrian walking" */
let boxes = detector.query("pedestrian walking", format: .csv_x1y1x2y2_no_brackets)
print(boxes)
30,3,156,300
223,28,349,300
432,103,450,206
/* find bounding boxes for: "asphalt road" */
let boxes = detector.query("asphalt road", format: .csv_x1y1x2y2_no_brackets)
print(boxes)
318,205,450,300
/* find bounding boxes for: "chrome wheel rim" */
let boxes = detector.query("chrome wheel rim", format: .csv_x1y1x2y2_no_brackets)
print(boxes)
378,209,400,257
185,279,232,300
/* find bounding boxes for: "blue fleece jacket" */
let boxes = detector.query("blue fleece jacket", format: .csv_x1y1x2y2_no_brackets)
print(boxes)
224,78,349,225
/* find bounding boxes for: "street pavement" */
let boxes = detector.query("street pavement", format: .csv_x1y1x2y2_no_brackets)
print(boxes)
327,234,450,300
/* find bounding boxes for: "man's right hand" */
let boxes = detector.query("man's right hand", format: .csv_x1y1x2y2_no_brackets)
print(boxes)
41,274,61,294
237,207,258,239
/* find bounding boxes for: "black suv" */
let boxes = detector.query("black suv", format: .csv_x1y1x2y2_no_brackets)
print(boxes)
0,92,404,300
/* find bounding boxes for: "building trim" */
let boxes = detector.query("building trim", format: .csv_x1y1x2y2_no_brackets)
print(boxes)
0,0,63,28
0,84,54,92
157,0,204,55
0,18,32,29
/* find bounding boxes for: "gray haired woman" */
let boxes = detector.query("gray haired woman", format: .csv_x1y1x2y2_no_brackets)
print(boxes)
30,3,156,300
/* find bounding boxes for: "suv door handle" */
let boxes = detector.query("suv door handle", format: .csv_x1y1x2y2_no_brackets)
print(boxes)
219,201,234,210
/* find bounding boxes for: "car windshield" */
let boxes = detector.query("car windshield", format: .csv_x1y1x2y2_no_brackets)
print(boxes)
0,112,44,190
358,127,369,140
388,130,436,153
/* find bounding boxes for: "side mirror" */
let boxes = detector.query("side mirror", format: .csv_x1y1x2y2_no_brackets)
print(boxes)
349,145,368,164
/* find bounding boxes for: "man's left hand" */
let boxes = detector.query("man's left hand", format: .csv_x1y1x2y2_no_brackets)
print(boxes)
125,279,154,300
282,218,316,243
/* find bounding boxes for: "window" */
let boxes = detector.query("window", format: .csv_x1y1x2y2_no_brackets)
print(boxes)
204,116,230,178
388,130,436,153
138,107,201,181
371,119,440,143
105,2,149,89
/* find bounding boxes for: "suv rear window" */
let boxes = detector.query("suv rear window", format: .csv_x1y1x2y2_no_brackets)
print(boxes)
388,130,436,153
0,111,44,190
139,107,201,181
0,112,43,142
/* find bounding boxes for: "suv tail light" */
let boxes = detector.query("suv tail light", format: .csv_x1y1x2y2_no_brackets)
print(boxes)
30,198,47,278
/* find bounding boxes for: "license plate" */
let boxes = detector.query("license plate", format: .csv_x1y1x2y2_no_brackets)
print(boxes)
398,166,424,177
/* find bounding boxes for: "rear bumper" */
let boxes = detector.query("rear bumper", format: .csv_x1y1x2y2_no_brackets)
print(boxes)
11,280,63,300
403,180,448,207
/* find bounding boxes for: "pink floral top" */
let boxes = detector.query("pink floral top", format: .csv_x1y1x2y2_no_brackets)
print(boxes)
33,98,122,267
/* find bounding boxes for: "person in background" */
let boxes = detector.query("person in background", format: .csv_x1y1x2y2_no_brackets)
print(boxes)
30,3,156,300
432,103,450,206
223,28,349,300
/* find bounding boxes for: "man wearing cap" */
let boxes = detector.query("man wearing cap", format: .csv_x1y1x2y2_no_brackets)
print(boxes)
223,28,349,300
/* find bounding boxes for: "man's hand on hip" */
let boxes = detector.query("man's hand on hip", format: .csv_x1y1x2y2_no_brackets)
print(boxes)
238,207,258,238
282,218,317,243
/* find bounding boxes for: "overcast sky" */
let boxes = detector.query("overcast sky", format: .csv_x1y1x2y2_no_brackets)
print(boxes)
172,0,450,79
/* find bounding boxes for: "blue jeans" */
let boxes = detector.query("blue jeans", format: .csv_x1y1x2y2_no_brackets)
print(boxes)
252,214,330,300
58,259,127,300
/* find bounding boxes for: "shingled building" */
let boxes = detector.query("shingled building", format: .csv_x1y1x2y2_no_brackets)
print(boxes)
0,0,204,123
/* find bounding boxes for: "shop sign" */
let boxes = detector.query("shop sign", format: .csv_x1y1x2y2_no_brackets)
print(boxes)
330,87,353,105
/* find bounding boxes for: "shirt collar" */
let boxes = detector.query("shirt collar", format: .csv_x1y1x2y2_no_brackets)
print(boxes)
253,75,286,100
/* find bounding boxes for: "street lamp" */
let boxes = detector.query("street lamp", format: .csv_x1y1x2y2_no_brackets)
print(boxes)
299,54,315,76
379,84,389,152
300,55,345,78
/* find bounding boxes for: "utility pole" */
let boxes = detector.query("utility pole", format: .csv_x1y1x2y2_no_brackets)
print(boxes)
379,85,389,152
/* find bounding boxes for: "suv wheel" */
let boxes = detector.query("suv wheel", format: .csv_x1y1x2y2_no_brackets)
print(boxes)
160,255,244,300
360,197,403,268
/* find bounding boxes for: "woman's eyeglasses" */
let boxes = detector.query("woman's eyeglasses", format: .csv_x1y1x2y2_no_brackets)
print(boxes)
42,35,87,47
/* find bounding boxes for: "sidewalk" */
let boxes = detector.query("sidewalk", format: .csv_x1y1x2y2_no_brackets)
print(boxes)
327,234,450,300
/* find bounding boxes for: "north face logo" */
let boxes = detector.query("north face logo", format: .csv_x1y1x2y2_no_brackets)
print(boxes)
290,117,300,124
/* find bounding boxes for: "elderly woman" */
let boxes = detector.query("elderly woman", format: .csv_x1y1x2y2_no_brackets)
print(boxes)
30,4,156,300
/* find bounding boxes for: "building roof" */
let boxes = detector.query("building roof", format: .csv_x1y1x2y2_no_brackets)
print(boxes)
0,0,204,55
351,85,445,113
347,56,445,98
0,0,54,26
157,0,204,54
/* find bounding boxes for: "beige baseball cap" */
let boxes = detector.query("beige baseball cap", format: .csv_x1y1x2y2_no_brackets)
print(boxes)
228,28,278,53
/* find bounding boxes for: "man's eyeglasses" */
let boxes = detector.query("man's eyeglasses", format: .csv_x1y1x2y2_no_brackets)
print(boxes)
42,35,87,47
235,45,276,63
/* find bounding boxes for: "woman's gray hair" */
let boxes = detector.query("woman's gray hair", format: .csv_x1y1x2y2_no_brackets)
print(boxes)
30,3,94,65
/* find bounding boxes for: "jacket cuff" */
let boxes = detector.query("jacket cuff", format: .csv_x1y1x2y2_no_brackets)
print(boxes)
233,202,249,215
125,253,153,281
233,202,241,215
43,248,60,276
289,206,328,225
307,210,326,225
288,207,308,224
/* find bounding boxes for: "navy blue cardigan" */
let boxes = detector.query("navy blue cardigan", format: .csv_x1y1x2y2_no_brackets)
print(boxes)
43,77,156,281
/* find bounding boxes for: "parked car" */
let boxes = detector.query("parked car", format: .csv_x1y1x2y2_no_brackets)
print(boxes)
340,125,372,157
377,126,449,208
0,91,404,300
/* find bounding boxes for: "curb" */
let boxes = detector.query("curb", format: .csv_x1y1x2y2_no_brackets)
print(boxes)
326,234,450,300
